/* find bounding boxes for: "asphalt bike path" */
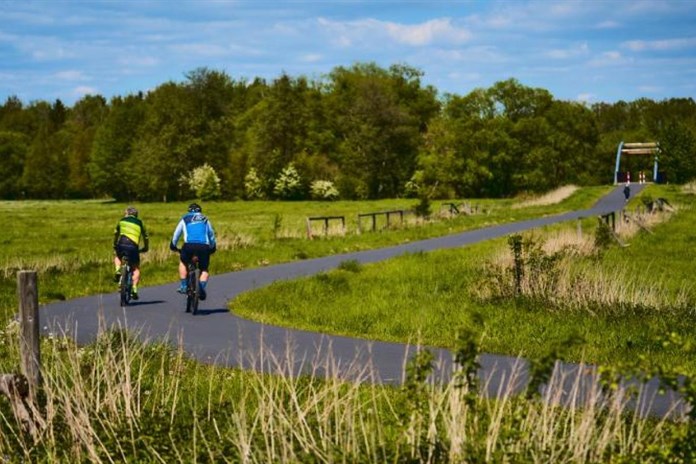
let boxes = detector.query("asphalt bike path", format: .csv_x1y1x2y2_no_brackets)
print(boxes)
40,184,685,418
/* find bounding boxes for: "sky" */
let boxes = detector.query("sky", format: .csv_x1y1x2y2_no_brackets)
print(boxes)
2,0,696,106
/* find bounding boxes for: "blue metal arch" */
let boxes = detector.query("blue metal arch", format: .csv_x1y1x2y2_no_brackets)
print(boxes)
613,141,660,184
613,141,624,185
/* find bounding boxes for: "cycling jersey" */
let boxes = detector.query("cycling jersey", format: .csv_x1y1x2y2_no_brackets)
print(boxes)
114,215,148,249
171,212,216,248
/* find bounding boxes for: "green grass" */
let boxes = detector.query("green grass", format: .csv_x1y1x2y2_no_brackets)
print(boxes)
0,186,610,321
232,184,696,374
1,185,693,462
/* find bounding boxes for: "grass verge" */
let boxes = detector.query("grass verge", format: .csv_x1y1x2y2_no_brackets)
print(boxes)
232,184,696,374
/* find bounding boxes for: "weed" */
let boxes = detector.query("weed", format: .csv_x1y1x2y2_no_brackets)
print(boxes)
337,259,362,273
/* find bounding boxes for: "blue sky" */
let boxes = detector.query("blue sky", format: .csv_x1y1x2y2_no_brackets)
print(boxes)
2,0,696,106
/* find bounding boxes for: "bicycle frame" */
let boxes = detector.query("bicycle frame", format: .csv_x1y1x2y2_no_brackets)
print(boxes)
119,257,133,308
185,255,200,315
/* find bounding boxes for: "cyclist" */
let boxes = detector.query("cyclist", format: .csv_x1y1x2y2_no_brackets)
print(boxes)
113,206,149,300
170,203,217,300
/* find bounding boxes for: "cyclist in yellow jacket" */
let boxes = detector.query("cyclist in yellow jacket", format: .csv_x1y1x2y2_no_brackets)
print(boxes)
113,206,149,300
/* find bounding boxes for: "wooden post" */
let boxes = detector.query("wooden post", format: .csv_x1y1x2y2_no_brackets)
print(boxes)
17,270,41,403
372,213,376,232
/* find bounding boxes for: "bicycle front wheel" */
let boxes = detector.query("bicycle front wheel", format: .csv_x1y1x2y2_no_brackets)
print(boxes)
119,267,131,307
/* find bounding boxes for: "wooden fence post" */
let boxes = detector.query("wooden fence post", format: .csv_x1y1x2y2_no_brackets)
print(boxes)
17,270,41,403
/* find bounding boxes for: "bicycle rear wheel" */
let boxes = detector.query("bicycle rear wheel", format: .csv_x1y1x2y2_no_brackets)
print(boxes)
191,268,200,315
119,264,131,308
185,266,198,313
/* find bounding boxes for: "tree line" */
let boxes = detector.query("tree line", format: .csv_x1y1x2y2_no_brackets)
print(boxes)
1,63,695,201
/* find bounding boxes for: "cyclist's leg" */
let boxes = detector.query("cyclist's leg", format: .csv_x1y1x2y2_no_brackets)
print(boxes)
197,249,211,300
114,247,125,282
125,248,140,299
178,246,191,293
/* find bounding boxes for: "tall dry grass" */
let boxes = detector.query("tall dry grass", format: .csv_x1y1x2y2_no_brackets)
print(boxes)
0,317,680,463
476,208,693,316
512,185,579,209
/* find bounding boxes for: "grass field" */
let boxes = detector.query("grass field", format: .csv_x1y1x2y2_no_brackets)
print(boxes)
0,186,610,321
1,184,694,462
232,184,696,375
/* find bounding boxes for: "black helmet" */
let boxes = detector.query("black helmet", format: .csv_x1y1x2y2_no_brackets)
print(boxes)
188,203,202,213
125,206,138,217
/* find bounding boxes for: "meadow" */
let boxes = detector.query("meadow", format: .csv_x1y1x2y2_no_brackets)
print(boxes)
0,186,609,320
232,184,696,375
1,184,694,462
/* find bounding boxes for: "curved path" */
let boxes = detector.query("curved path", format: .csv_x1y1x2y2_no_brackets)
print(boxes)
40,184,684,418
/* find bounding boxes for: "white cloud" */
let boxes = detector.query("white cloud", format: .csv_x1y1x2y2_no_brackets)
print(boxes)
545,42,589,59
637,85,662,93
118,56,160,67
385,18,471,46
432,46,506,63
300,53,322,63
576,92,596,103
170,43,231,57
588,51,629,67
54,70,89,81
622,37,696,51
72,86,98,97
317,17,470,48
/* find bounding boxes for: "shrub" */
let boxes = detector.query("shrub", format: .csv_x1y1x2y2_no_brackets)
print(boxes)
273,163,304,200
310,180,339,201
594,219,614,251
414,195,431,218
184,163,221,200
244,168,264,200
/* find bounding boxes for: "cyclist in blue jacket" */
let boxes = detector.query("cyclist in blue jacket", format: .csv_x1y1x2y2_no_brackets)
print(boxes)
170,203,217,300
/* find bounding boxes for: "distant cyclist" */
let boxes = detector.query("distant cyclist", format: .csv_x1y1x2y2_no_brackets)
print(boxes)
170,203,217,300
113,206,149,300
623,181,631,202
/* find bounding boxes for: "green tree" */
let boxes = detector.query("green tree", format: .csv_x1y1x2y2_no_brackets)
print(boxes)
659,121,696,183
326,63,437,198
21,100,69,198
0,131,28,198
88,94,145,200
239,73,327,197
131,82,195,201
63,95,107,197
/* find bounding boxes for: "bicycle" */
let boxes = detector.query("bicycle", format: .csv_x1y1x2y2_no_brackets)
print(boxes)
118,256,133,308
182,252,201,315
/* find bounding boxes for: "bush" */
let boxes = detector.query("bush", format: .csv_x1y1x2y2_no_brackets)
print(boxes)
414,195,431,218
244,168,264,200
273,164,304,200
184,164,221,200
310,180,339,201
594,219,614,251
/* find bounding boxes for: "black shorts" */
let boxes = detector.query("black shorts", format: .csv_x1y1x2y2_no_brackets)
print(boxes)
116,244,140,266
180,243,211,272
